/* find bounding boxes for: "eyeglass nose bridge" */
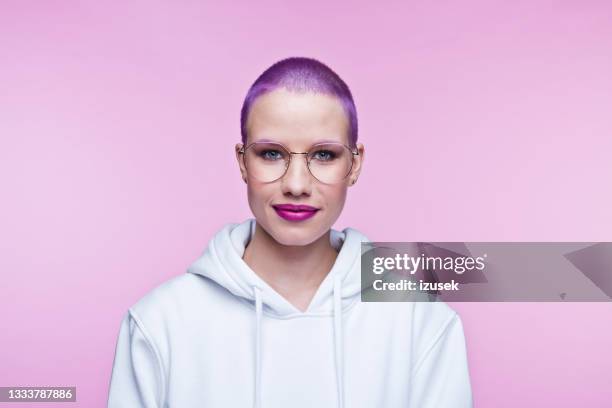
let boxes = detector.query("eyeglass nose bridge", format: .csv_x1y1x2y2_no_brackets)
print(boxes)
281,151,315,180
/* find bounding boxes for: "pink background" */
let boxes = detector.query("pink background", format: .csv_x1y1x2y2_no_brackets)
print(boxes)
1,1,611,406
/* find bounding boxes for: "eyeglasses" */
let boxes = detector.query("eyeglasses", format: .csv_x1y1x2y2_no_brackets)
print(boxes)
238,141,359,184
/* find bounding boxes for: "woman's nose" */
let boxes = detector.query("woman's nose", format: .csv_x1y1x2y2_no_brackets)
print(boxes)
280,154,313,193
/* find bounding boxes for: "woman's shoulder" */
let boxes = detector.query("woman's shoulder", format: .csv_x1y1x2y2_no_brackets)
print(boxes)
129,273,194,308
368,301,462,353
411,301,460,328
408,301,465,359
127,273,232,330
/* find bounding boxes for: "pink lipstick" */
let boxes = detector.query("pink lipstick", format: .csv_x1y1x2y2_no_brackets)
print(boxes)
272,204,319,222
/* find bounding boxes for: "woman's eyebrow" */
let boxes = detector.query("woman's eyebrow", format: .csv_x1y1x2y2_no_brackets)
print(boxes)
252,138,277,143
311,138,343,144
252,137,343,144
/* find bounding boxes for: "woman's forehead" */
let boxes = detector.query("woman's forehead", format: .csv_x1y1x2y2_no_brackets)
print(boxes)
246,88,349,147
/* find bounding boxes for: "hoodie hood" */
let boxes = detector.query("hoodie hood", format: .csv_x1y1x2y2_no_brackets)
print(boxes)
187,217,371,408
187,217,370,317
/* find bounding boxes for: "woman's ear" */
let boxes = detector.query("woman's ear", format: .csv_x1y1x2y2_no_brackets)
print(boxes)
235,143,248,183
349,143,365,186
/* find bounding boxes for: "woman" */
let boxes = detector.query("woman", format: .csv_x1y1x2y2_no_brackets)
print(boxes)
108,57,472,407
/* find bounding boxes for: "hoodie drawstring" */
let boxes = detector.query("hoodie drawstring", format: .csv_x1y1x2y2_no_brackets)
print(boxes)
251,278,344,408
253,286,263,408
333,275,345,408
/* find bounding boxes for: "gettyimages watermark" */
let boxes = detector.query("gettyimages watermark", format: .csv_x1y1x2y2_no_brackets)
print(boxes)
361,242,612,302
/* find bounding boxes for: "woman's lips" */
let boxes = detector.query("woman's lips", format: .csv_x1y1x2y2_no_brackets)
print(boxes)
272,205,319,222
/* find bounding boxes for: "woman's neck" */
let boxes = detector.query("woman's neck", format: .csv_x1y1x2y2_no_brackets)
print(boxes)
242,222,339,312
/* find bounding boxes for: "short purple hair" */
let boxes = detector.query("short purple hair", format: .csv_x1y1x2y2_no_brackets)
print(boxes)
240,57,358,148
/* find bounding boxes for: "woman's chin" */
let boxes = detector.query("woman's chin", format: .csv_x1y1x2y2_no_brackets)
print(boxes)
271,230,318,247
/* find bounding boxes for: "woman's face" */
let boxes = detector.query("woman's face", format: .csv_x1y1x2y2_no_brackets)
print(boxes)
235,87,364,247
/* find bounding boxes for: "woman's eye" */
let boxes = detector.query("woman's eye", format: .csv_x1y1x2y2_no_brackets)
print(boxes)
260,150,283,160
312,150,336,161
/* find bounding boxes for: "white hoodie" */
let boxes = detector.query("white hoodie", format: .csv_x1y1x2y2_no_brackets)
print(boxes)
108,218,472,407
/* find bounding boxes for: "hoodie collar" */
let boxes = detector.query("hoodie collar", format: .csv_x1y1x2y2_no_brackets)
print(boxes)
186,218,369,317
